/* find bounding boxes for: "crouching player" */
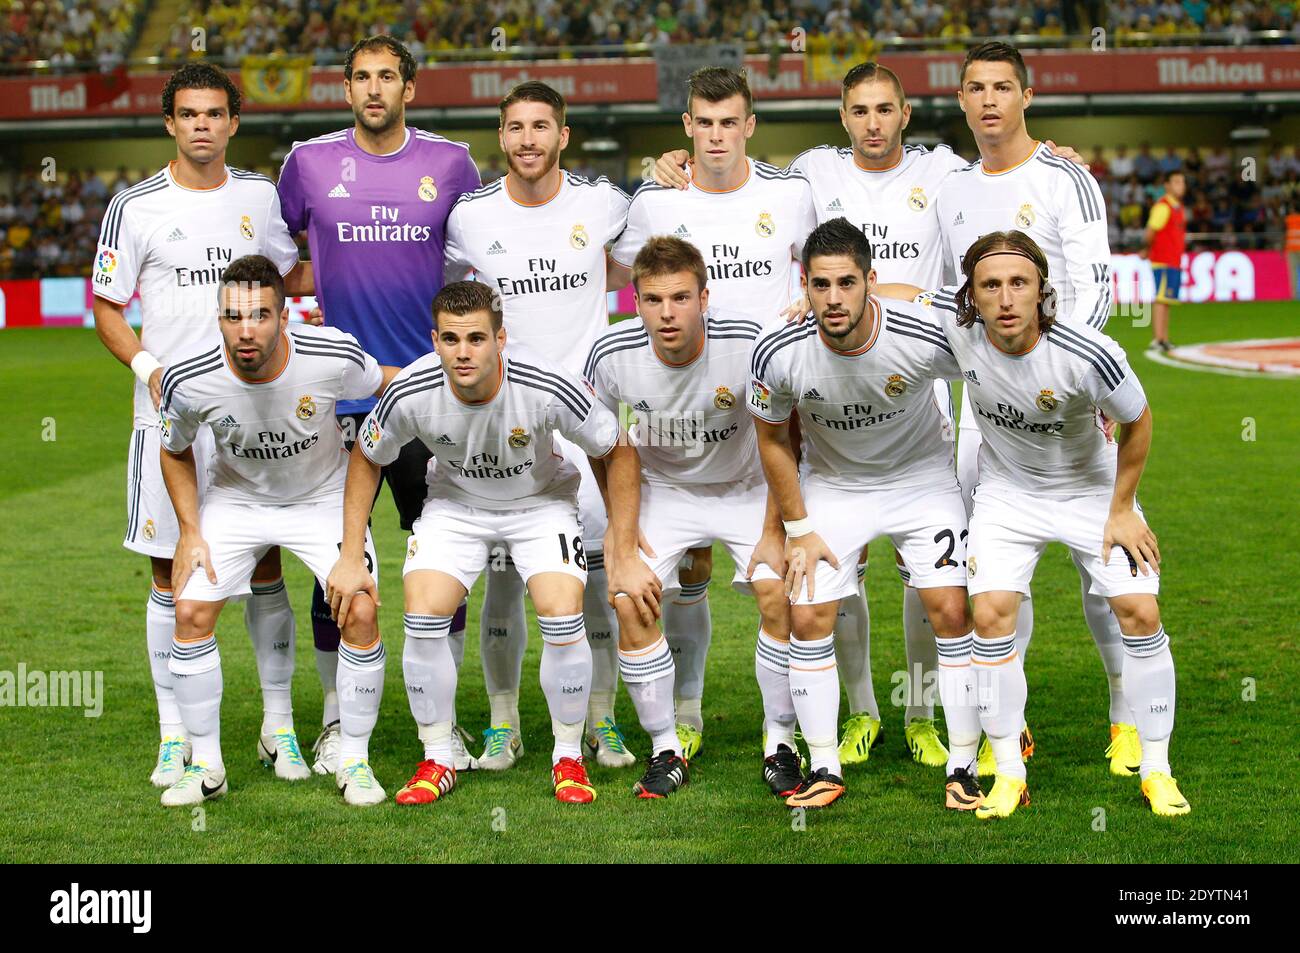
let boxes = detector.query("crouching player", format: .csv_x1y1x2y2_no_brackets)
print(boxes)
585,236,798,799
748,219,981,810
930,230,1188,819
328,281,639,805
158,255,394,806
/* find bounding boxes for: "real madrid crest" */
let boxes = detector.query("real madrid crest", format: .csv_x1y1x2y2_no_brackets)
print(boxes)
908,186,927,211
1015,203,1035,228
240,215,254,240
968,556,977,577
296,395,317,420
508,427,530,449
407,538,418,559
714,386,735,409
884,374,907,398
143,519,156,541
1035,389,1058,412
570,224,589,249
419,175,438,202
755,211,775,237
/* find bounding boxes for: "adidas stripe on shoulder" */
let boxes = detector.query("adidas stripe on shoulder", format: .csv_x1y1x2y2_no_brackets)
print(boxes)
101,170,169,249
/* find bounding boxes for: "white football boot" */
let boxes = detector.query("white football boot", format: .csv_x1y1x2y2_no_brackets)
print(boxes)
150,735,192,787
161,763,227,806
311,721,341,776
337,759,387,807
258,727,312,780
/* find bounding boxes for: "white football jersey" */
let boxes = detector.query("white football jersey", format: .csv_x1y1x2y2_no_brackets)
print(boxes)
611,159,817,322
158,326,382,505
584,308,765,487
360,346,620,511
444,170,631,376
748,297,962,490
936,141,1113,329
789,143,967,288
93,162,301,428
927,304,1148,498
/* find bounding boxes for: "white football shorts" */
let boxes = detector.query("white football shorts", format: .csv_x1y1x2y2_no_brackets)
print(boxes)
966,483,1160,598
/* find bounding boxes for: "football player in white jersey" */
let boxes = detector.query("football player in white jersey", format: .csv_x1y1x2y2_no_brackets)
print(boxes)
156,256,395,806
91,64,314,789
328,282,644,806
928,231,1188,819
749,218,984,811
937,42,1136,778
608,66,817,761
652,62,1088,772
586,236,800,799
444,81,636,770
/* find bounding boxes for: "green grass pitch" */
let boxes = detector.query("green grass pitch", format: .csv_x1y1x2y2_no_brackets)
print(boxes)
2,303,1297,863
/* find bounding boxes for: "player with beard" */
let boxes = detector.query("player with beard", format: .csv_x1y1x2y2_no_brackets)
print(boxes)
276,35,483,774
93,63,313,790
444,81,636,770
748,219,980,810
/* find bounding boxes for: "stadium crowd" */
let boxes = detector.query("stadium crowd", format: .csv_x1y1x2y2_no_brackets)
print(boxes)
1,142,1295,280
4,0,1298,68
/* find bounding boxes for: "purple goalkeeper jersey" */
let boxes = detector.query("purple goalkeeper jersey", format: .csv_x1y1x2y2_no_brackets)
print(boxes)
277,127,480,412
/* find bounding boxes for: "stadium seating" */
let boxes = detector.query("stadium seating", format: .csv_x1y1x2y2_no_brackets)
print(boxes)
5,1,1299,68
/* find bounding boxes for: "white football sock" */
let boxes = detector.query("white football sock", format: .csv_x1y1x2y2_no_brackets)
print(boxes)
168,633,223,771
314,646,339,727
246,578,295,734
584,556,620,725
538,614,592,756
446,600,468,726
936,632,981,775
337,637,385,763
481,558,527,727
789,635,841,775
973,632,1027,781
418,722,454,767
1016,590,1034,663
755,630,796,756
403,614,457,738
834,568,878,718
1075,559,1135,724
146,585,184,737
901,583,937,722
1122,627,1176,778
619,636,678,756
664,579,711,731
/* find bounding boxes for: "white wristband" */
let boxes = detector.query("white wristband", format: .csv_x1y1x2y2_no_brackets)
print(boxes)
130,350,162,386
783,518,813,538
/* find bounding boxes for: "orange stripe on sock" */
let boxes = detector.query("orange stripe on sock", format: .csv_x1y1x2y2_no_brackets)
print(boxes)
346,635,381,652
788,662,837,672
549,636,585,647
175,632,215,644
972,652,1019,667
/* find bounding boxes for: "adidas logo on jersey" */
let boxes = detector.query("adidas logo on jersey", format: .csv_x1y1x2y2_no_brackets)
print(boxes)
802,388,825,401
328,183,351,198
214,414,238,428
487,240,507,255
826,198,844,212
435,433,455,446
166,227,187,242
633,399,653,412
963,369,980,386
952,211,965,226
673,224,691,238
